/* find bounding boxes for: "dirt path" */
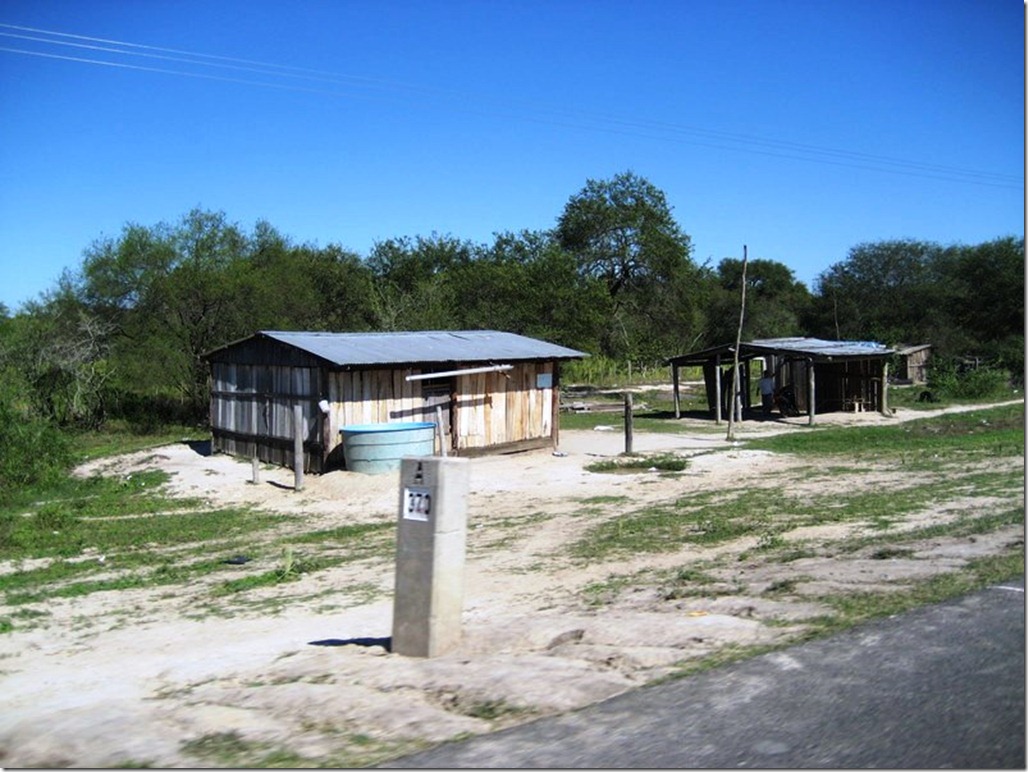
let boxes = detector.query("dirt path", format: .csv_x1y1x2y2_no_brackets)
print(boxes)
0,401,1022,767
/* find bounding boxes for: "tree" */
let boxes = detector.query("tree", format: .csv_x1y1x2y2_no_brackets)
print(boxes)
938,236,1024,375
453,230,610,350
809,236,1024,380
367,234,475,330
2,285,113,427
67,209,387,423
74,210,260,417
556,171,693,302
704,257,811,342
555,171,703,363
810,240,944,344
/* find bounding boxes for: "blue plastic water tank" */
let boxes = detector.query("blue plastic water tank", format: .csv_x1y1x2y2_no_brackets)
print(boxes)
340,422,436,474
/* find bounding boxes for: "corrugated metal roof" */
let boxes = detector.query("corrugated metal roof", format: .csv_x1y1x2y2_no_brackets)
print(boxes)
668,337,893,365
748,337,894,357
254,330,587,367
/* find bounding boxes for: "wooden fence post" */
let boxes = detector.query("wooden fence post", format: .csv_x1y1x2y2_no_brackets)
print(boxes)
293,403,304,492
624,392,634,454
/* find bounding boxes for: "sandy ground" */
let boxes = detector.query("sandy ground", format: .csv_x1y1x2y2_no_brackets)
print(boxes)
0,401,1023,768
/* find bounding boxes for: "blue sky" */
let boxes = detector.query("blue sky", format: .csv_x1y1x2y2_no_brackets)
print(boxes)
0,0,1023,312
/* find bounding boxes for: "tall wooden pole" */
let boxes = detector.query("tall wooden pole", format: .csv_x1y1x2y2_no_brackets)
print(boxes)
293,403,305,492
727,245,748,441
624,392,634,454
880,362,890,416
672,364,681,419
807,358,817,426
715,354,723,425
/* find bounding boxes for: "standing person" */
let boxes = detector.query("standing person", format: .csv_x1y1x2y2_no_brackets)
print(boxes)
759,369,776,415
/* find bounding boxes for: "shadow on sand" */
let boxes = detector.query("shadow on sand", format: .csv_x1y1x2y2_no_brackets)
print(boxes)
309,637,392,651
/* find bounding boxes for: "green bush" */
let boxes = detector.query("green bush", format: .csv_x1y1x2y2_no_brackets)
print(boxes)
927,359,1015,401
0,395,73,501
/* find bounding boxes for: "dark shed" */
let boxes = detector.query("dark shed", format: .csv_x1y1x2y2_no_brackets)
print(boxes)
667,337,895,424
893,344,932,384
203,330,587,472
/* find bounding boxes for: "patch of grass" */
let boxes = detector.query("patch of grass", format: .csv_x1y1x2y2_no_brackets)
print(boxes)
1,503,283,562
289,521,394,545
585,452,688,474
181,725,430,770
561,404,716,435
658,566,742,601
434,692,536,723
764,577,805,595
809,550,1025,636
181,731,254,764
570,489,793,559
569,432,1023,562
214,547,341,595
654,642,786,683
462,698,532,721
744,403,1024,461
580,573,639,606
830,508,1025,562
577,495,632,505
68,428,207,463
870,547,915,560
649,548,1024,687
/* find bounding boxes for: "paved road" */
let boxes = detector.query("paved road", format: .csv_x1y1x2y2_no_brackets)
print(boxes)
388,578,1025,768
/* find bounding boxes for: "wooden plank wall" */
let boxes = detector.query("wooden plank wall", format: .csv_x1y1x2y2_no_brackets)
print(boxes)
325,368,424,459
325,362,556,457
210,362,322,470
455,362,554,451
213,360,561,469
779,359,885,414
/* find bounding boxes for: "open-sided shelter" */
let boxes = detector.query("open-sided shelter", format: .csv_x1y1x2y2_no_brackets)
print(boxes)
667,337,895,424
204,330,587,472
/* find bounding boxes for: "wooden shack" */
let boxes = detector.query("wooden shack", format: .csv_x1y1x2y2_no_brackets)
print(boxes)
667,337,895,424
203,330,587,472
893,344,931,384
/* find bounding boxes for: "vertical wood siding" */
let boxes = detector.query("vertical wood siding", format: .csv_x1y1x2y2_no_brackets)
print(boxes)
213,358,560,471
210,362,322,470
454,361,554,451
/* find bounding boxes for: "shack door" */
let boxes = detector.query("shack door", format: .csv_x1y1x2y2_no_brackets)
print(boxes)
421,378,455,453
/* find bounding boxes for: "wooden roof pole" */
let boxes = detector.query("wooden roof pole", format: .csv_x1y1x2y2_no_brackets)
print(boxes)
726,245,748,442
672,363,681,419
715,353,723,425
807,357,817,426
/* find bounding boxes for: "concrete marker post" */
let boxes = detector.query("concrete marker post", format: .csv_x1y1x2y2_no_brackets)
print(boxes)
392,456,470,657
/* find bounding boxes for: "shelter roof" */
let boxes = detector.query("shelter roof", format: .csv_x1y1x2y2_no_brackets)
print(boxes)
205,330,588,368
895,343,932,355
667,337,894,366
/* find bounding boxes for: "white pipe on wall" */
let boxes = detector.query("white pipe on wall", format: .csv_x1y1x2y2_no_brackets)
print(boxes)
405,364,513,382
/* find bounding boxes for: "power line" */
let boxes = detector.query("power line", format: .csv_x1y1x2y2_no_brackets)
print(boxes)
0,23,1021,190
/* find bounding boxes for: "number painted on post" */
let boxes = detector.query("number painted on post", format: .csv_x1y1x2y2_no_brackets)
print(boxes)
403,487,432,521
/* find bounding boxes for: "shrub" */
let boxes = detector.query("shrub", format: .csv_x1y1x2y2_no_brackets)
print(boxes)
0,395,73,501
928,359,1014,401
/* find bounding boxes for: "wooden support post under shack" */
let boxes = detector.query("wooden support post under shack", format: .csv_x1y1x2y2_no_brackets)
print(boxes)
293,403,304,491
714,353,723,425
880,362,890,416
624,392,634,454
807,358,816,426
672,364,681,419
